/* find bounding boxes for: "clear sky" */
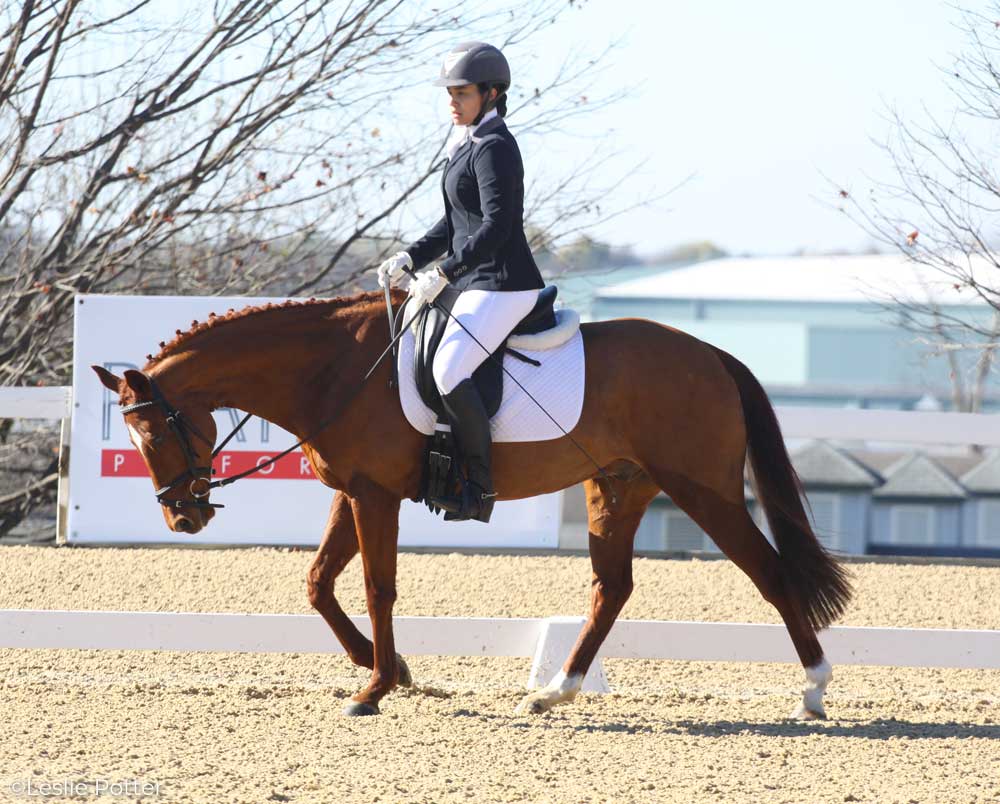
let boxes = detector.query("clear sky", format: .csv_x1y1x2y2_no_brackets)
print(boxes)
482,0,973,257
61,0,978,259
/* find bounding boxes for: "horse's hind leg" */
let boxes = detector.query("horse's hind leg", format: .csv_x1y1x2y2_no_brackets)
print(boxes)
306,491,412,688
651,469,831,719
515,469,658,715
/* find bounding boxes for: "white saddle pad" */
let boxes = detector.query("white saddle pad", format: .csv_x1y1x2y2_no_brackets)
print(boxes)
396,322,586,443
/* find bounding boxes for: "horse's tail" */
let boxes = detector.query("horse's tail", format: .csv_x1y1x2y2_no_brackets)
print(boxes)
711,346,853,631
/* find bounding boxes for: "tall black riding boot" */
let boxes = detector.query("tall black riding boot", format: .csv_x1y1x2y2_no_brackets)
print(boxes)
429,378,496,523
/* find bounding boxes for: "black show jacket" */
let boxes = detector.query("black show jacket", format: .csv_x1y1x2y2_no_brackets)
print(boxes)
406,116,545,292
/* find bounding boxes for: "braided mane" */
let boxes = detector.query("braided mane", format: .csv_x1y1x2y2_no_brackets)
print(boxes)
143,291,386,367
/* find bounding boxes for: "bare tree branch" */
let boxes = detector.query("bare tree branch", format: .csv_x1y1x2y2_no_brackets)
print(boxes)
0,0,651,535
828,2,1000,411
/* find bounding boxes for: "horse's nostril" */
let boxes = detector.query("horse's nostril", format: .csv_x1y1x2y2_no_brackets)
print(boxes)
175,517,194,533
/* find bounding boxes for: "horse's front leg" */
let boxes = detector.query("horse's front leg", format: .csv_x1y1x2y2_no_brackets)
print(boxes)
306,491,412,687
342,478,403,716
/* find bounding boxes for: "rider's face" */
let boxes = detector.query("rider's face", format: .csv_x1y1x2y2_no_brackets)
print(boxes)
447,84,495,126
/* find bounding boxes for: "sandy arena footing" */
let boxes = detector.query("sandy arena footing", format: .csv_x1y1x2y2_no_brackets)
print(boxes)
0,546,998,803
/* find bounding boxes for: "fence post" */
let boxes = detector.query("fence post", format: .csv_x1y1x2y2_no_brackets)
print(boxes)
56,416,71,545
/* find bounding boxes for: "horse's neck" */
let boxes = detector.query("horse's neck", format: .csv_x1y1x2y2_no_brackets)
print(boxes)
151,307,370,433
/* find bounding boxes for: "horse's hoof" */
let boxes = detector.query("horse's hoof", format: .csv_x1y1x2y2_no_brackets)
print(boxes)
396,654,413,688
343,700,380,717
514,695,547,716
790,703,826,721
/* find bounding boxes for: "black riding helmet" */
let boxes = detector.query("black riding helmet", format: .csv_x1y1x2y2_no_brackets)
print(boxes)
435,42,510,124
433,41,510,88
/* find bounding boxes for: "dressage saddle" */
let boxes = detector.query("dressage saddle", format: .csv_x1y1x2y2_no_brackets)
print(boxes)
397,284,559,516
408,284,557,419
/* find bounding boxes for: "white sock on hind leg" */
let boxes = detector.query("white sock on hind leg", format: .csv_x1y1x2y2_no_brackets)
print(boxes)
802,657,832,713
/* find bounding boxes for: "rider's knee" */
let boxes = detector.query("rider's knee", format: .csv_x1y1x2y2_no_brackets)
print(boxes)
433,356,465,396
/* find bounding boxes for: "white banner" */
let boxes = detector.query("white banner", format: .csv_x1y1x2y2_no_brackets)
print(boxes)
68,294,561,547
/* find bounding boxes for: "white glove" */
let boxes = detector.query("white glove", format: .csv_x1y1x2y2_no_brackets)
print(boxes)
407,267,448,309
376,251,413,288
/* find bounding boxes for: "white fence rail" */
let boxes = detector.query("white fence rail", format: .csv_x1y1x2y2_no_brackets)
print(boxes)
0,386,72,420
2,610,998,693
2,387,74,542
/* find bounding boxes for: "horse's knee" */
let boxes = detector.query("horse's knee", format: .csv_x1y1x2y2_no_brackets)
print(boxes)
365,584,397,609
595,577,633,612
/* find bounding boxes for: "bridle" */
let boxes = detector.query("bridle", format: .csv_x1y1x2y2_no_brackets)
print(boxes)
118,372,330,512
119,376,228,511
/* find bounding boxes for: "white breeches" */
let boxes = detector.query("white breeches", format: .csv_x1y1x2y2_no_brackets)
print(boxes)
432,288,540,395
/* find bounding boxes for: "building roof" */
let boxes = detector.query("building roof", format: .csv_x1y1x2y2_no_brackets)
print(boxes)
872,452,968,500
960,449,1000,494
791,440,883,488
596,253,994,306
850,449,985,480
745,442,1000,501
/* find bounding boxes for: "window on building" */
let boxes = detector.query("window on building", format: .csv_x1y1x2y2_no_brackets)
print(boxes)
805,492,841,551
976,500,1000,548
634,509,666,552
664,510,719,553
889,504,936,545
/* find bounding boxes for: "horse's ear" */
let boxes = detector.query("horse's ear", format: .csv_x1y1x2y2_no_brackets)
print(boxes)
92,365,122,393
123,369,152,396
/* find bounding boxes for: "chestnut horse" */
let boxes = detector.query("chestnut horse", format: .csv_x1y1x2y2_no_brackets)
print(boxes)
93,290,851,719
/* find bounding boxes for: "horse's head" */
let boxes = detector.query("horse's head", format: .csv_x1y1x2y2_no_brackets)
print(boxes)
93,365,219,534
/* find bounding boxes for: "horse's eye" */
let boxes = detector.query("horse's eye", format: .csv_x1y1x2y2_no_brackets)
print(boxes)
150,434,165,447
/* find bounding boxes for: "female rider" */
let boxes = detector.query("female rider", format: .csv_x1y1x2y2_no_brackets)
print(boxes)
377,42,545,524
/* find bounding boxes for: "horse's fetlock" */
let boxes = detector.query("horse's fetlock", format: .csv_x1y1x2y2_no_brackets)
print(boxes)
372,669,397,689
346,649,372,668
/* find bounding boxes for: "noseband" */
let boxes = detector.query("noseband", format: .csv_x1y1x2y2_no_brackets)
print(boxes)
119,377,224,511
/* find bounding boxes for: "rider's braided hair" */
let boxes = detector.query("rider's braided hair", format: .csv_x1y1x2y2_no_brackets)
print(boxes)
477,82,509,118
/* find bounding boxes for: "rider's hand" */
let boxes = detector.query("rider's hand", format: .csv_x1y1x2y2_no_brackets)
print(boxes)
407,267,448,308
376,251,413,288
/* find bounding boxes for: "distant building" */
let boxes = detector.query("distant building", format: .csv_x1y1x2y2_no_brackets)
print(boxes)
583,444,1000,558
556,253,1000,556
591,254,1000,411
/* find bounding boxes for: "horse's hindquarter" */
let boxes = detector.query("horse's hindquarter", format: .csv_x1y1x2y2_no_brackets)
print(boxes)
586,317,746,460
493,317,748,500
